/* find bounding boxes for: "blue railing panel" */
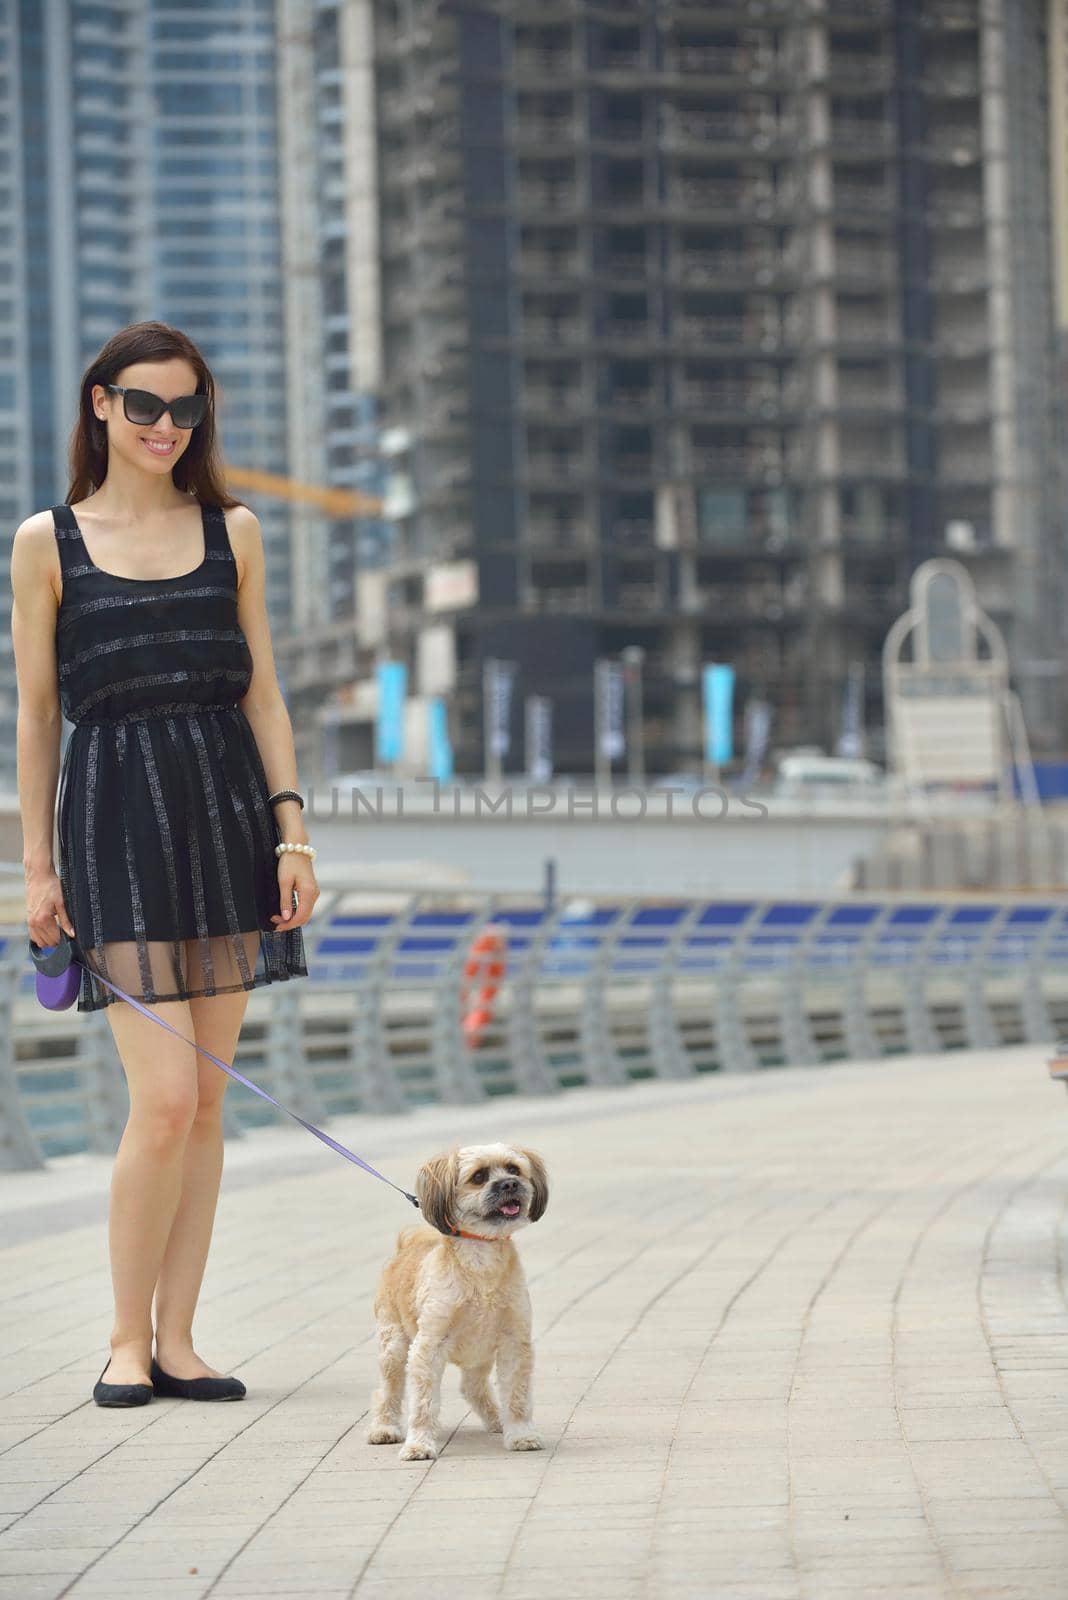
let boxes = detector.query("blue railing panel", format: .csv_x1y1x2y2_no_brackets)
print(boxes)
6,888,1066,1169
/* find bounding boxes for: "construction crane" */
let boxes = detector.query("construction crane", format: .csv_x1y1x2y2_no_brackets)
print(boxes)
224,464,383,519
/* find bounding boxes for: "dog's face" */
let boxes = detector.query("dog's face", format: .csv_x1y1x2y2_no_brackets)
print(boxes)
415,1142,548,1239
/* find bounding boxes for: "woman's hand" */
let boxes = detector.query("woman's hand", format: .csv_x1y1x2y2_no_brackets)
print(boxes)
26,867,75,950
271,851,319,932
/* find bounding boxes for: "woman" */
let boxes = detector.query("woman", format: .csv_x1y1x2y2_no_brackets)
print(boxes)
11,321,319,1407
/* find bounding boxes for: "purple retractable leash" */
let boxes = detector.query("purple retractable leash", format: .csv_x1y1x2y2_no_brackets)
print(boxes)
29,928,83,1011
26,928,421,1211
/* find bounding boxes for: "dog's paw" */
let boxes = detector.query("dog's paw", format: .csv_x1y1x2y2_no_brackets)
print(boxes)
367,1424,403,1445
504,1427,543,1451
484,1416,503,1434
399,1436,438,1461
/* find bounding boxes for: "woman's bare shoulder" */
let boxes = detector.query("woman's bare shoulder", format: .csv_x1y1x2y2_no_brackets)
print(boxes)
12,509,63,605
222,502,260,588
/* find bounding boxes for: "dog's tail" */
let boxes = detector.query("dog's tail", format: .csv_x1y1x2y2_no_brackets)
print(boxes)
396,1222,428,1250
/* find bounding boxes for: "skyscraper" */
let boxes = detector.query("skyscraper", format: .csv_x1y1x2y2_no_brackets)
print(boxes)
3,0,293,789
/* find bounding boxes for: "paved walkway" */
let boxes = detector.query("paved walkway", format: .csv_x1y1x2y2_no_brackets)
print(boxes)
1,1045,1067,1600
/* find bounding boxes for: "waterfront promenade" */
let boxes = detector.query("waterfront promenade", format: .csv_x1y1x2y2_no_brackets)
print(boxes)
1,1044,1066,1599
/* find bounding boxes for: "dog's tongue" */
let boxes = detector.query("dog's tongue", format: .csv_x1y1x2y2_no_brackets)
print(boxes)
499,1201,521,1217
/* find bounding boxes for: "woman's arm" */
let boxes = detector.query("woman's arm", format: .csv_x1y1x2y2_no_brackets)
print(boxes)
228,504,319,929
228,504,307,841
11,514,75,941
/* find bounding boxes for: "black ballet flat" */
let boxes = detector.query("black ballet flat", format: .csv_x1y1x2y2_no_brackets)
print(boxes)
150,1356,246,1401
93,1359,153,1408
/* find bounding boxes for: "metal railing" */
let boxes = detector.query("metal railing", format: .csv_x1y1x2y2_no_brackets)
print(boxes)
4,883,1068,1170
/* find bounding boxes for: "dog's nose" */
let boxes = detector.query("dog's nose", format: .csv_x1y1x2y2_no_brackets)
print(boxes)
498,1178,520,1193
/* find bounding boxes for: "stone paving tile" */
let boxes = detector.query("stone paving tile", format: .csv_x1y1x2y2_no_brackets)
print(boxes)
981,1591,1068,1600
2,1047,1068,1599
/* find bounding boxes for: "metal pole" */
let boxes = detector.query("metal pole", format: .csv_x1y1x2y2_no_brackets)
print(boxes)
594,658,609,788
622,646,645,786
543,856,556,912
483,657,501,784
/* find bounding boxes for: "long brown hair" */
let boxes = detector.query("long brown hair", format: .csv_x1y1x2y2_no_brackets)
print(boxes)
64,320,245,510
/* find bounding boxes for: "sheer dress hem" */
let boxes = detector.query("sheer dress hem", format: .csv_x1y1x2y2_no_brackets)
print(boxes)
75,948,310,1012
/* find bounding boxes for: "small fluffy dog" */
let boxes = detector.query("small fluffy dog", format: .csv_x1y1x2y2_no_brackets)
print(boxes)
367,1142,548,1460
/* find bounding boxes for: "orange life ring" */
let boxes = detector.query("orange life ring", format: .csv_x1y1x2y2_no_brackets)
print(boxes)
460,926,508,1047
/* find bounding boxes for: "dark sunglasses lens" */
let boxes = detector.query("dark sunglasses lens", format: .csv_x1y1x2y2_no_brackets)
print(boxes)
170,394,208,429
124,389,164,426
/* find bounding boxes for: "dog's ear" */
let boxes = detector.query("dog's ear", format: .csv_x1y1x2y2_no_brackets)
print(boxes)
518,1147,549,1222
415,1149,459,1236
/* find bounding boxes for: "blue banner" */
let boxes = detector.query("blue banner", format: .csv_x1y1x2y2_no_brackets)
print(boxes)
375,660,407,765
702,664,735,767
426,695,453,782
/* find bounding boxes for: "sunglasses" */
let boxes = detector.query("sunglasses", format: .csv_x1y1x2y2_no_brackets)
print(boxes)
104,384,209,430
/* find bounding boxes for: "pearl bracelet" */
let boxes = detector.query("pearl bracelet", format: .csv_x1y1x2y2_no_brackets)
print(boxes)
275,841,317,860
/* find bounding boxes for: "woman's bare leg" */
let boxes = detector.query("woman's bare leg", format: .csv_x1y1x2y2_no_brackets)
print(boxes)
99,994,200,1386
152,983,251,1379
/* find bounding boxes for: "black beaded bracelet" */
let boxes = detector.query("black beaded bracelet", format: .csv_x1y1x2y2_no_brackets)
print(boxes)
268,788,304,810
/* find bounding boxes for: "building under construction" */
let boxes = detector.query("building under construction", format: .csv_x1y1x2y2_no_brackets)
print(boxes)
279,0,1066,778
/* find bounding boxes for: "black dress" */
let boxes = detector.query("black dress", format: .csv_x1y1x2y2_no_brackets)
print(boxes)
52,499,308,1012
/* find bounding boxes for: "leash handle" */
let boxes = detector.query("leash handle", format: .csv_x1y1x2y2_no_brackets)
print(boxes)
78,962,420,1209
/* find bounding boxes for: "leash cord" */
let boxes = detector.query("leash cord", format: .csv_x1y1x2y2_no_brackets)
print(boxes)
72,959,421,1210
